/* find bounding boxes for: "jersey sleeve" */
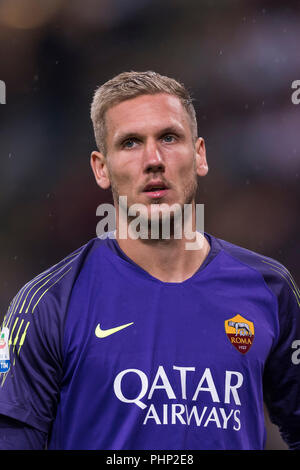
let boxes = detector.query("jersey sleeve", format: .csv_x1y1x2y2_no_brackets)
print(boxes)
0,246,83,434
0,414,47,450
262,266,300,449
0,240,95,439
0,288,64,433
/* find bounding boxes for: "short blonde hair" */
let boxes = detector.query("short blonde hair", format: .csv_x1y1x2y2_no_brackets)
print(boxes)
90,70,198,155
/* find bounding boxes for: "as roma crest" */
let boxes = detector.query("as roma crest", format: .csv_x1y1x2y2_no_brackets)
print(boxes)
225,314,254,354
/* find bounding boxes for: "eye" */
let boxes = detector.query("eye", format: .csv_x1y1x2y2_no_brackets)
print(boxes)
123,139,135,148
162,134,176,143
122,138,138,149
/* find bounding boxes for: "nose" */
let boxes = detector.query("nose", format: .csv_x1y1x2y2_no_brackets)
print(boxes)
143,139,165,174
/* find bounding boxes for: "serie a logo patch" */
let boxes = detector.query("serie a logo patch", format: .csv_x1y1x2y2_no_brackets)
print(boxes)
225,315,254,355
0,327,10,373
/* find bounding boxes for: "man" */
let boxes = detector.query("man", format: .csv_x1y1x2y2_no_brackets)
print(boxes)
0,71,299,450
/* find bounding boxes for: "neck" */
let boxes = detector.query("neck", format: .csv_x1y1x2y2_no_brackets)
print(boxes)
115,210,210,282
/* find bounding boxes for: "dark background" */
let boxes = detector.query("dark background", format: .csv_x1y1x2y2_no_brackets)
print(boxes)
0,0,299,449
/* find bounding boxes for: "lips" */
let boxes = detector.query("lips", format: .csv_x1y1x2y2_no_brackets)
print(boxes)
143,181,169,192
142,181,169,199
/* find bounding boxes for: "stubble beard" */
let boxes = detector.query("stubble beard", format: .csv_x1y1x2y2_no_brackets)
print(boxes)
109,161,198,242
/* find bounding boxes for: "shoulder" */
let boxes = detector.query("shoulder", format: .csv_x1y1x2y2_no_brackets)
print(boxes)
0,237,113,371
211,234,299,309
2,237,108,326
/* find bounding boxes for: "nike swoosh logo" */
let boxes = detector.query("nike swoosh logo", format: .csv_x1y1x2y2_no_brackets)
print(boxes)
95,322,134,338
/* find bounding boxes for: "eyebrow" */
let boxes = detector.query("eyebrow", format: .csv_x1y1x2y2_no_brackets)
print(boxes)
113,125,185,147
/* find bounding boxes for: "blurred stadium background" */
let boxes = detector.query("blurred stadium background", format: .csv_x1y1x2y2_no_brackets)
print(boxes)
0,0,299,450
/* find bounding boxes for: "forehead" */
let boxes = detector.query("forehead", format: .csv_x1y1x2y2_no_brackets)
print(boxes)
105,93,191,141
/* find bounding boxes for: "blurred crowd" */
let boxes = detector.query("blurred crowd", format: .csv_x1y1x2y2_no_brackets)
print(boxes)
0,0,299,449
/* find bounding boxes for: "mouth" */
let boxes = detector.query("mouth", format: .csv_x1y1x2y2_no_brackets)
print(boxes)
142,181,169,199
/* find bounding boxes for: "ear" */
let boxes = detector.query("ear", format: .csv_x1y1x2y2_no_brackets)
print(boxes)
90,151,111,190
195,137,208,177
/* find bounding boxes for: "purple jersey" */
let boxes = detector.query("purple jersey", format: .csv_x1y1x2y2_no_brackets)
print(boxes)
0,233,299,450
